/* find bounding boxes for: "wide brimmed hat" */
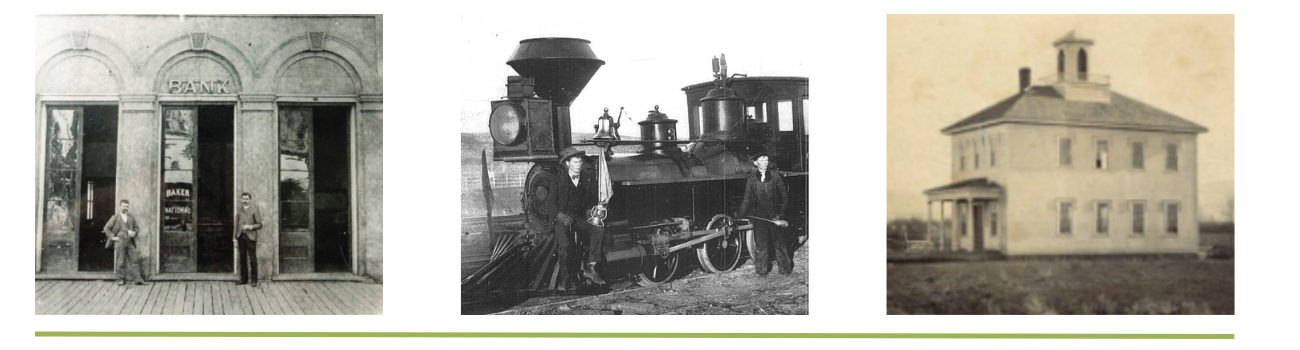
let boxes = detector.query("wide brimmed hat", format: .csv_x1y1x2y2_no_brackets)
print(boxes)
558,146,586,163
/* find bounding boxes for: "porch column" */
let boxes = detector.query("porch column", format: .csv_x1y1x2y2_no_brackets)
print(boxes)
926,200,933,247
939,200,947,251
964,196,974,251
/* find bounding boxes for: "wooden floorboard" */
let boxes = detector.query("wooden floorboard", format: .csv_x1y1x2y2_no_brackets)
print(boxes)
342,283,381,313
315,283,355,315
264,283,295,315
209,283,224,315
148,282,171,315
264,285,289,315
51,281,88,315
127,284,154,315
199,283,212,315
285,283,322,315
64,282,108,315
70,282,109,315
35,281,67,314
36,281,383,315
305,283,341,315
251,285,279,315
40,280,76,314
165,282,185,315
53,281,93,315
239,285,261,315
223,283,244,315
48,281,88,315
110,283,136,315
94,283,127,315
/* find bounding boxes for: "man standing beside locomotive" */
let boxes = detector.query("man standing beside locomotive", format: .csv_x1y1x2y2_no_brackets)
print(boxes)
546,146,607,286
233,192,263,287
103,199,147,286
738,153,793,276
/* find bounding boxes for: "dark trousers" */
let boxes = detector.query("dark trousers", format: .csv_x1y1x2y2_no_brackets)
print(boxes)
114,238,146,283
237,234,259,283
751,220,792,275
554,217,607,278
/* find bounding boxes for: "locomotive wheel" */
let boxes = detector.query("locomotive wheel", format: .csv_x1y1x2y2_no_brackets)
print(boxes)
696,214,744,273
635,252,681,287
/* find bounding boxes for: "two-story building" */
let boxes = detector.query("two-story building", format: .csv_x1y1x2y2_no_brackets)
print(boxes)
923,32,1207,256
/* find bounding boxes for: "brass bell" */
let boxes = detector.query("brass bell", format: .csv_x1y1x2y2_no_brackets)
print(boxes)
591,107,621,141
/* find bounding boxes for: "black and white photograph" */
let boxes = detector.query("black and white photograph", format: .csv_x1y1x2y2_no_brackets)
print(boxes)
459,17,810,315
886,14,1234,314
33,14,384,315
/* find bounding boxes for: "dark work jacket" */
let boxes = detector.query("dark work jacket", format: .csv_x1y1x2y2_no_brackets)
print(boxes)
547,168,598,223
738,170,789,221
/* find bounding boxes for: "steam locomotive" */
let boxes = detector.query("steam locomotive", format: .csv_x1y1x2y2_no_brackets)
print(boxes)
462,38,808,297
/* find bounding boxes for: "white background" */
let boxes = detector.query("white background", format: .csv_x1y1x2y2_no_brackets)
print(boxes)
4,1,1292,349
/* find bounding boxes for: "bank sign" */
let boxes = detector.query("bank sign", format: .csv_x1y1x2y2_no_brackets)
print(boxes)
167,80,233,94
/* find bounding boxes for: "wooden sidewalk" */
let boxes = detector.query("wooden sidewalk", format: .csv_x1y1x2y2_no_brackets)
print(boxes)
35,281,382,315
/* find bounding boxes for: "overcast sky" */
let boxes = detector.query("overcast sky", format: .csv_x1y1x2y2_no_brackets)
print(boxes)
887,15,1234,220
457,10,811,138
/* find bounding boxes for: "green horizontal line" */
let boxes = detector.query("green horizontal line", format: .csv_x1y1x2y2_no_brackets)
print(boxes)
34,332,1234,339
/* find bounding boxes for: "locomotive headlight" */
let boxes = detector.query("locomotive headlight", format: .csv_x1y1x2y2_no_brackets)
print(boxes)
489,104,525,146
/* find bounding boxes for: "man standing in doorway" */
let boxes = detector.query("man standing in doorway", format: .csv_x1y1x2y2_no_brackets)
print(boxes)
738,153,793,276
546,147,607,287
103,199,146,286
234,192,263,287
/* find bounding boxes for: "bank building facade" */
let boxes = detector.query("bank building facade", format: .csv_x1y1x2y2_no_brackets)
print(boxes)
35,15,383,282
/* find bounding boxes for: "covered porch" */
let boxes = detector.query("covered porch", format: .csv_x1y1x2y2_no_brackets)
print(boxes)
923,178,1005,253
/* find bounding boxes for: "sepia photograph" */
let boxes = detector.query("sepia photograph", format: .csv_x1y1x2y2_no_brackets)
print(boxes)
459,18,810,315
34,14,383,315
886,14,1234,314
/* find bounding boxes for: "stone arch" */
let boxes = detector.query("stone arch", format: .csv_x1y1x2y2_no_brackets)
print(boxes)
143,34,255,90
154,51,244,94
36,49,124,94
258,34,378,92
272,51,362,95
36,32,136,74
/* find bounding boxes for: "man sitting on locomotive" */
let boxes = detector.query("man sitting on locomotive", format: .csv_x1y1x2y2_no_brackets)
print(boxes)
545,146,608,286
737,152,793,276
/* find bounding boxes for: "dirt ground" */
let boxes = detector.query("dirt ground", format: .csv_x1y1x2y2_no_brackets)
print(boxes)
502,243,810,315
887,258,1234,315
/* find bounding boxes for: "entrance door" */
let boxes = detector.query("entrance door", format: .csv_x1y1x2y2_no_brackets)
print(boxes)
41,106,119,272
160,106,235,273
278,106,352,273
972,204,985,252
79,106,119,271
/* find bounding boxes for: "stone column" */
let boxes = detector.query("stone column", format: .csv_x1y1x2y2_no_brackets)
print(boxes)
237,93,278,279
117,94,160,275
356,94,383,282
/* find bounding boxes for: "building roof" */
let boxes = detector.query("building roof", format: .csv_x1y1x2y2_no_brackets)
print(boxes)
941,86,1209,134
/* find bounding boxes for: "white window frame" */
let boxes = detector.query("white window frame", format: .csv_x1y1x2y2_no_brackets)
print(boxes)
1095,200,1111,235
1057,200,1075,235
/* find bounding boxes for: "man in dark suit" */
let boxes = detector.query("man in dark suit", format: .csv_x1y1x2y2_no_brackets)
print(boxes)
737,153,792,276
103,199,146,286
543,147,607,286
233,192,264,287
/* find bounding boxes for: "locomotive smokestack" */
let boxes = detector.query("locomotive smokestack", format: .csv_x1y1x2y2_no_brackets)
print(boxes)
507,38,604,149
1019,67,1031,93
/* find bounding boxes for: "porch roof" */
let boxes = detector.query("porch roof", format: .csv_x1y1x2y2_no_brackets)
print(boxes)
924,178,1004,200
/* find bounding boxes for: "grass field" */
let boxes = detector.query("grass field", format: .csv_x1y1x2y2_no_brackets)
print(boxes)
887,257,1234,315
